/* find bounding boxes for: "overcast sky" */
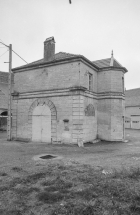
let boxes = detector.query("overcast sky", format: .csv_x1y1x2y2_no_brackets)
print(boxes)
0,0,140,90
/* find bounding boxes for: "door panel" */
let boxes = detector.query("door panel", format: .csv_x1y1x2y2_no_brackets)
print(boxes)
32,115,41,141
32,105,51,143
41,115,51,142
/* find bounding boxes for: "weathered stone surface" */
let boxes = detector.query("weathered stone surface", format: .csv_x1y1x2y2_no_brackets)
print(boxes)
11,51,125,143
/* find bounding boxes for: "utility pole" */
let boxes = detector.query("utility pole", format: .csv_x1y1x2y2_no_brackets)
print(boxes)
7,44,12,140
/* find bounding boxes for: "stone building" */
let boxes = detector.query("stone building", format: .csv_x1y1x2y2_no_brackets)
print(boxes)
0,71,13,130
11,37,127,144
125,88,140,129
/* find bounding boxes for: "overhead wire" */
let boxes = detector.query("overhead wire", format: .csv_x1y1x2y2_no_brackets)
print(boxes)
0,38,4,43
12,50,28,64
0,49,9,58
0,38,28,64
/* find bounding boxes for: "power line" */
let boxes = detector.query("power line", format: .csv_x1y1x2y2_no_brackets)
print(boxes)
0,49,8,58
0,41,9,48
12,49,28,64
0,38,5,43
0,39,28,64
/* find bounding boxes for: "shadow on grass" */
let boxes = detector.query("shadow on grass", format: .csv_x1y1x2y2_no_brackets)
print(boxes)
38,177,73,203
0,209,23,215
11,167,23,172
37,191,64,204
112,167,140,180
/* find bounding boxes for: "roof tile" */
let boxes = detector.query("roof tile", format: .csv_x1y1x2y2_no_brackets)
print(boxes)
92,58,122,68
13,52,79,69
12,51,126,72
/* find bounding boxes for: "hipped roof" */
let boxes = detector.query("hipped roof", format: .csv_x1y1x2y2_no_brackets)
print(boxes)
12,52,127,73
92,58,122,68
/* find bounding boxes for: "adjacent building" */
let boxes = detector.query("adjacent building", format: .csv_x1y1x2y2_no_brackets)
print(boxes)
125,88,140,129
0,71,13,130
11,37,127,144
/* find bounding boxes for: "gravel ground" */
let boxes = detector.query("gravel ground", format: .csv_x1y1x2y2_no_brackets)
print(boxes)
0,129,140,174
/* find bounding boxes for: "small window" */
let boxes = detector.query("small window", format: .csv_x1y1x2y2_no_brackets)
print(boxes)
89,73,93,91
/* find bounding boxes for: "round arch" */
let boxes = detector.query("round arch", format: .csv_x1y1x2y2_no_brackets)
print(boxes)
28,98,57,142
1,111,8,116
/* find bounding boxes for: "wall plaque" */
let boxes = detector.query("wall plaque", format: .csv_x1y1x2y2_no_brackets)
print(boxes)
85,104,95,116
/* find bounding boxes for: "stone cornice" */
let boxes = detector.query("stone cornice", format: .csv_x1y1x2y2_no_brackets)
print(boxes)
125,105,140,108
12,87,125,100
98,91,125,96
99,66,127,73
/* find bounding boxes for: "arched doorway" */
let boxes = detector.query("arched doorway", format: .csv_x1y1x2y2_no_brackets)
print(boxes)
0,111,8,131
32,105,51,143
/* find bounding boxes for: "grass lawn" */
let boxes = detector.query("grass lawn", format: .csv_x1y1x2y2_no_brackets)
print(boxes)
0,163,140,215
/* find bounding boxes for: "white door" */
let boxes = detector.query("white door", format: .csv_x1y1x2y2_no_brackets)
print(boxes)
32,105,51,142
32,115,42,141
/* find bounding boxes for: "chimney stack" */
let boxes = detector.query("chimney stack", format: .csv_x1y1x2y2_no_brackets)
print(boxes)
44,37,55,61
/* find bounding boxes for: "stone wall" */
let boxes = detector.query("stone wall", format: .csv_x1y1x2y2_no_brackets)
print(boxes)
80,63,97,92
12,95,73,142
83,96,97,142
12,90,98,144
14,62,80,93
110,99,124,140
97,98,124,141
97,68,125,141
98,69,124,93
12,91,84,143
12,59,125,143
0,72,14,111
97,99,111,140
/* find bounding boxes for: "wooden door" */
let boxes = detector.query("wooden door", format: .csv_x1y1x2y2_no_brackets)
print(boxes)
32,105,51,142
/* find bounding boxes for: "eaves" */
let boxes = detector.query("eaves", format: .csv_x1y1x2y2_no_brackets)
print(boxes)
12,55,99,73
98,66,128,73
